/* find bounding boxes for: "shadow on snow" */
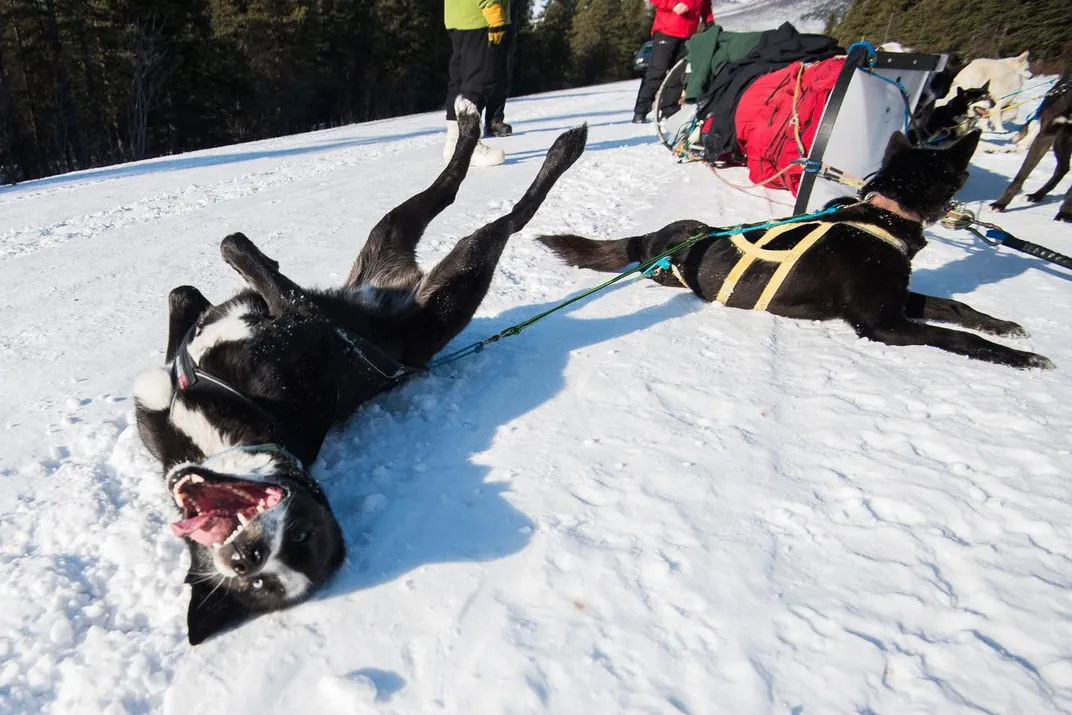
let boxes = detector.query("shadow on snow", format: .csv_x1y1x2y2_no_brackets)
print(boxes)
312,285,699,600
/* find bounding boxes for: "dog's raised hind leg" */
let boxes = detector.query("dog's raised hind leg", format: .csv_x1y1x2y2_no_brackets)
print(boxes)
402,124,588,364
345,99,483,292
220,232,310,315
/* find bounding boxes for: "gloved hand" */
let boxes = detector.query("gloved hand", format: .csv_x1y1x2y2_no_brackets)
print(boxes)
481,3,507,44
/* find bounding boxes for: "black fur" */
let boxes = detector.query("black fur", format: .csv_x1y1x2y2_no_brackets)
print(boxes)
991,73,1072,222
910,82,992,145
135,106,588,644
539,130,1053,370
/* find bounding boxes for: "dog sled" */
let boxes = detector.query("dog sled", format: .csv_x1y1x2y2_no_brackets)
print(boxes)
655,32,947,214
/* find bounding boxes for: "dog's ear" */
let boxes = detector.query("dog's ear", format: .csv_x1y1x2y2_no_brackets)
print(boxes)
980,79,991,95
883,131,914,164
186,579,249,645
948,129,982,168
955,86,966,98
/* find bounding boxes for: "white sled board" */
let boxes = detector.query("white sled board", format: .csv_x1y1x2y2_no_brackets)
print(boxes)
796,50,946,213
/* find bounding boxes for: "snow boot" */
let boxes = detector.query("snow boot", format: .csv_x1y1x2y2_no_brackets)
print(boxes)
485,120,513,137
443,119,506,167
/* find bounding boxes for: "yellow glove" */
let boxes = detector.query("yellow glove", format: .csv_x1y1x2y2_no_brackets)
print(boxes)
481,4,506,45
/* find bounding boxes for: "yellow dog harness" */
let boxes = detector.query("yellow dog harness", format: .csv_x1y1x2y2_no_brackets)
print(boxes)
706,220,908,311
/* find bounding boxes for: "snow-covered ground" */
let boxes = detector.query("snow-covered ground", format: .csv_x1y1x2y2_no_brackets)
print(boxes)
1,79,1071,715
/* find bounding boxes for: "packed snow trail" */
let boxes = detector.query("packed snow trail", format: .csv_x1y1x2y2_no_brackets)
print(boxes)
1,81,1071,714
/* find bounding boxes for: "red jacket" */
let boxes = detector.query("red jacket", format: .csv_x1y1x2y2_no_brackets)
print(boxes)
650,0,713,39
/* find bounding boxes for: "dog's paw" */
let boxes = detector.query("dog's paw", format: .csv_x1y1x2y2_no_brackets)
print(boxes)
546,124,588,168
1056,209,1072,223
1024,354,1055,370
454,96,478,118
453,97,481,141
989,201,1008,212
1026,192,1045,203
991,321,1029,338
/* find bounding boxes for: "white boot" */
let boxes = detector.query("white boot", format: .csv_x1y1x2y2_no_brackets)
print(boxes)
470,139,505,167
443,119,505,167
443,120,459,162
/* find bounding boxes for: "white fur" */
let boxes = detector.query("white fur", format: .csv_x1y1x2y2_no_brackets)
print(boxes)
187,302,255,363
878,42,913,53
170,399,234,456
453,96,478,118
941,52,1032,133
132,367,173,411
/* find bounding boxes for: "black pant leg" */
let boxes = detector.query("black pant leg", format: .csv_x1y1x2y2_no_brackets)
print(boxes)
633,32,685,116
483,24,515,125
446,29,489,120
656,38,688,117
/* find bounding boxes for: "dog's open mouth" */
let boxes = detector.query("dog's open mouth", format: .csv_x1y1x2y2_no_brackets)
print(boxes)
169,473,286,546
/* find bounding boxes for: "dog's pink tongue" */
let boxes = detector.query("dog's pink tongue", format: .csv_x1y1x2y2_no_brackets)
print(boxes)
170,513,233,546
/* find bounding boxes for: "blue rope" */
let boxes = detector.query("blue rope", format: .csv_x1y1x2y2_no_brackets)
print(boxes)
425,205,846,370
846,41,876,66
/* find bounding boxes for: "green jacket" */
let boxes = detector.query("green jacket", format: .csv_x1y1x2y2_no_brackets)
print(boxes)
445,0,510,31
684,25,763,101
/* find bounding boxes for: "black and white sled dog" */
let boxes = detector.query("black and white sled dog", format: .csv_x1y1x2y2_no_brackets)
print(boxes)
133,100,588,645
910,82,994,145
540,129,1053,370
990,73,1072,222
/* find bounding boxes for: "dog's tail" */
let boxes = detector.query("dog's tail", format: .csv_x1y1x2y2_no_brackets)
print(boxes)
537,220,710,273
536,233,637,272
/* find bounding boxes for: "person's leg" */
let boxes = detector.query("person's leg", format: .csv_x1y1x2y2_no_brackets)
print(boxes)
633,32,681,121
445,30,464,121
499,24,517,122
655,37,688,118
456,28,489,114
483,25,512,132
452,28,505,165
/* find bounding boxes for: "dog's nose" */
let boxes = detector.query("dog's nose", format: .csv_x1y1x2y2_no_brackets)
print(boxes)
228,544,265,575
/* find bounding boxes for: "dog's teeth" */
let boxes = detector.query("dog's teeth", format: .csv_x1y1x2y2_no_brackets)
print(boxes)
237,512,250,527
175,492,186,508
257,505,266,513
190,475,204,483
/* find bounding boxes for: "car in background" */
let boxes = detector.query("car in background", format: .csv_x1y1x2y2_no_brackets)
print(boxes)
632,41,653,77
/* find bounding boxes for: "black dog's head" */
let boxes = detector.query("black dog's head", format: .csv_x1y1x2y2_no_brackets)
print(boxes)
950,82,995,121
166,447,345,644
863,129,981,224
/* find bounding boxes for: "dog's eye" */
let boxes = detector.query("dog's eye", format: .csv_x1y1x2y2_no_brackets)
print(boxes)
252,578,264,590
293,529,313,544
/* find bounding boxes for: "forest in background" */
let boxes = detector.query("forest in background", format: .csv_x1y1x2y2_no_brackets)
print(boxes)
0,0,651,183
1,0,1067,185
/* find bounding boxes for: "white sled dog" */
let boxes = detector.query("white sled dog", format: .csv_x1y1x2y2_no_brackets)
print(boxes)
940,51,1032,133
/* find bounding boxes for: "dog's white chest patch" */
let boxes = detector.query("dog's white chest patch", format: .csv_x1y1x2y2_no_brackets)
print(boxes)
187,303,255,363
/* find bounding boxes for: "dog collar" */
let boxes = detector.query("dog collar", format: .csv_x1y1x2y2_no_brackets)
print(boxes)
864,192,923,224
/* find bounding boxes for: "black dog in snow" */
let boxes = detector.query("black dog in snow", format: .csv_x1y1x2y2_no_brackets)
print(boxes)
540,129,1052,370
133,100,587,644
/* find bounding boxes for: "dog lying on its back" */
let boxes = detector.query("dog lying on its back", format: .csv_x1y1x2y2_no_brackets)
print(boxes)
539,129,1052,370
133,101,587,645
